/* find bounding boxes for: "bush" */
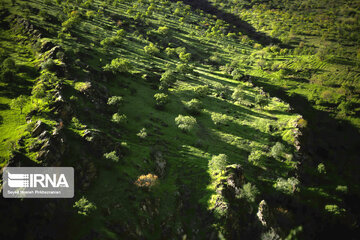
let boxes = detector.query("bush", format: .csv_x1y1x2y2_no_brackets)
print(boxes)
274,177,299,195
137,128,147,139
237,182,259,203
100,35,122,48
144,42,160,56
135,173,159,188
194,85,209,97
103,58,132,73
232,88,245,102
2,58,16,71
271,142,285,159
255,94,269,109
179,52,191,62
157,26,169,35
165,47,177,57
184,98,202,115
10,95,28,114
317,163,326,174
176,63,193,75
159,70,176,90
325,204,345,216
211,112,228,126
107,96,124,108
73,197,96,216
104,151,119,162
175,115,197,132
209,154,228,172
111,113,127,124
154,93,169,108
41,59,56,71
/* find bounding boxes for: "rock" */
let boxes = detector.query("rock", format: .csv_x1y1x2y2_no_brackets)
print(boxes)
37,129,66,165
257,200,284,238
40,40,55,53
38,130,50,140
26,109,38,122
225,164,245,191
32,120,47,137
154,151,166,177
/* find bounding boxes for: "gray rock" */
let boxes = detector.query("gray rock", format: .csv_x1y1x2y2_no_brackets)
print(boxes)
32,120,47,137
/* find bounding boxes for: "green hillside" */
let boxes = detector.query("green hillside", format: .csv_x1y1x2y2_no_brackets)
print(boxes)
0,0,359,239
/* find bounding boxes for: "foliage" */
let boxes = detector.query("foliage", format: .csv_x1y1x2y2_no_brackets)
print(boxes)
104,151,119,162
175,115,197,132
159,70,176,90
10,95,28,114
134,173,158,188
73,197,96,216
236,182,259,203
103,58,132,73
194,85,209,97
111,113,127,124
107,96,124,108
274,177,300,195
209,154,228,172
144,42,160,56
324,204,345,216
154,93,169,108
271,142,285,159
137,128,147,139
255,94,270,109
211,112,228,126
317,163,326,174
184,98,202,115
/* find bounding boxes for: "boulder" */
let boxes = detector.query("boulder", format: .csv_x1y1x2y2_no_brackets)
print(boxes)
32,120,47,137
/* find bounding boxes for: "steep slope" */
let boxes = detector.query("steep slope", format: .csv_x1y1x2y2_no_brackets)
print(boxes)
0,0,358,239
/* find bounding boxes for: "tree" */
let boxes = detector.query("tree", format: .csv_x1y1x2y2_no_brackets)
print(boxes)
73,196,96,216
159,70,176,90
209,154,228,172
271,142,285,159
179,52,191,62
194,85,209,97
232,88,245,102
154,93,169,108
111,113,127,124
184,98,202,115
103,58,132,73
10,95,28,114
107,96,124,109
135,173,158,188
255,94,269,109
144,42,160,56
175,115,196,132
211,112,228,126
104,151,119,162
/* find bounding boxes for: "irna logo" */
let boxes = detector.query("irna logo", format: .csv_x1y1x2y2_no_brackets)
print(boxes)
7,172,69,188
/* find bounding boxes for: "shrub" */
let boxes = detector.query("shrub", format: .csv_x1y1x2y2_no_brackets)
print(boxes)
144,42,160,55
103,58,132,73
175,115,197,132
107,96,124,108
137,128,147,139
73,197,96,216
157,26,169,35
165,47,176,57
100,35,122,48
237,182,259,203
317,163,326,174
325,204,345,216
248,150,267,165
2,58,16,71
176,63,193,75
10,95,28,114
297,118,307,128
271,142,285,159
41,58,56,71
154,93,169,108
194,85,209,97
135,173,159,188
159,70,176,90
179,52,191,62
211,112,228,126
184,98,202,115
255,94,269,109
209,154,228,172
104,151,119,162
232,88,245,102
111,113,127,124
274,177,299,195
74,81,91,92
213,83,230,99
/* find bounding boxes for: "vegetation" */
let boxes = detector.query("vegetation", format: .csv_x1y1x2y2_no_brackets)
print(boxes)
0,0,359,239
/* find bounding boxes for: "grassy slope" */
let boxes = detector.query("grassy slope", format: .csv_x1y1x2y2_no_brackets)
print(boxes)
0,0,358,239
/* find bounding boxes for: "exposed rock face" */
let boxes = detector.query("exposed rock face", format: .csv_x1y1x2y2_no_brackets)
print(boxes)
78,82,109,110
37,129,66,166
225,164,245,192
50,91,73,121
153,151,166,177
257,200,283,239
32,120,47,137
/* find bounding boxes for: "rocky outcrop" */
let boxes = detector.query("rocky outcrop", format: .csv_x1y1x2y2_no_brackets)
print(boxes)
152,151,166,177
37,129,66,166
257,200,284,239
78,82,109,110
32,120,47,137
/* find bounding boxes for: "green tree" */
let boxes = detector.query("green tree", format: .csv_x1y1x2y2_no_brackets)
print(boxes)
10,95,28,114
73,197,96,216
209,154,228,172
184,99,202,115
111,113,127,124
144,42,160,56
104,151,119,162
175,115,196,132
103,58,132,73
154,93,169,108
107,96,124,109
